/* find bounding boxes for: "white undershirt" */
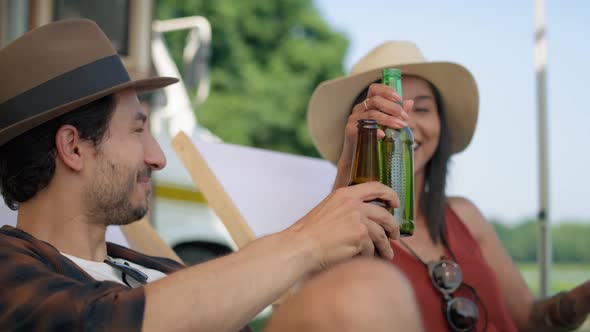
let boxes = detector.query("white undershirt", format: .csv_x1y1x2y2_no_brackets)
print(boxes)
61,253,167,288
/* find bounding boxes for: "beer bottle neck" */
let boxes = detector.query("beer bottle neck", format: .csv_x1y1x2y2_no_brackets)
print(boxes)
383,68,403,106
351,122,380,184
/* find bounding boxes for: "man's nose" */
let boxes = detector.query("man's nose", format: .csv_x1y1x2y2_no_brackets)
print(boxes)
144,134,166,170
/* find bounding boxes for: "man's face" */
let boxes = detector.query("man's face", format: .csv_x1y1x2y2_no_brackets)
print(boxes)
83,89,166,226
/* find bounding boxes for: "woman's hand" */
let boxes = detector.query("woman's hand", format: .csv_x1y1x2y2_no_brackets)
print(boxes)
333,83,414,189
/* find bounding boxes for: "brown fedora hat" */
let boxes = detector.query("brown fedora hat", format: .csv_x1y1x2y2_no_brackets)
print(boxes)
0,19,178,146
307,41,479,164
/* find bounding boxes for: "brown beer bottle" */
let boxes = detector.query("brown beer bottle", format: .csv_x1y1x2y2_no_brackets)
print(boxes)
349,119,387,208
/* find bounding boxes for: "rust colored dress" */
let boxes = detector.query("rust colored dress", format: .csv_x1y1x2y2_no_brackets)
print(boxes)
390,207,518,332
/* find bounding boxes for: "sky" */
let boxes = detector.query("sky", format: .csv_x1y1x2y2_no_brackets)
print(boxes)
313,0,590,224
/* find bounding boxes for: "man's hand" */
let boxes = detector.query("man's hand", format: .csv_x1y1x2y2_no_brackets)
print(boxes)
287,181,400,272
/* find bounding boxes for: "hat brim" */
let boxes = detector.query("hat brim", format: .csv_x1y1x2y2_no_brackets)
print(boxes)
0,76,178,146
307,61,479,164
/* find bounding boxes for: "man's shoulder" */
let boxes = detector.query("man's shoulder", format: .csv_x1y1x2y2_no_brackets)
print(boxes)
0,225,64,276
0,225,36,250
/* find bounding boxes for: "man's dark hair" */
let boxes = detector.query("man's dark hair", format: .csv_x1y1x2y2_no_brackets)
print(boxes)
0,95,116,210
352,80,452,244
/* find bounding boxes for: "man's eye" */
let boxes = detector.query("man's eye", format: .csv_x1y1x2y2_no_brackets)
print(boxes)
135,128,144,133
414,108,430,113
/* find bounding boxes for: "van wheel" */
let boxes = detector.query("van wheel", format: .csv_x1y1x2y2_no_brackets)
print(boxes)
173,242,233,265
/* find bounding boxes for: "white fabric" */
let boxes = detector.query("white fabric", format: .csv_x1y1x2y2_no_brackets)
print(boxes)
61,253,166,288
166,139,337,238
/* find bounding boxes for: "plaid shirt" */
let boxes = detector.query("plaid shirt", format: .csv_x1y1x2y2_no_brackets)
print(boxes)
0,225,252,332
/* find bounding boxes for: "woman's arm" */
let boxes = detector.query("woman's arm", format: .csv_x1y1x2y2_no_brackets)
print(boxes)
448,197,589,331
333,157,353,190
528,285,590,331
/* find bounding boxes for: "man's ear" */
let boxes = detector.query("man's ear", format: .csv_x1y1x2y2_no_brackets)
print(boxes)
55,125,86,171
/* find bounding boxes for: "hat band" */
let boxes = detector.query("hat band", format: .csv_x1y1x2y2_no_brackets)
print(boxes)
0,54,130,128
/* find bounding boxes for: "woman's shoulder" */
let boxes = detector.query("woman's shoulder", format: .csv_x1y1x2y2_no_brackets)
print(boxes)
447,196,495,245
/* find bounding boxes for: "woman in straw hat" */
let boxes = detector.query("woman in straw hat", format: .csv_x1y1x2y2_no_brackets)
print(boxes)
308,41,590,331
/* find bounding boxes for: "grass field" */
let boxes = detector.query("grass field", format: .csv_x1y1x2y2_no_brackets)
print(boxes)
519,263,590,294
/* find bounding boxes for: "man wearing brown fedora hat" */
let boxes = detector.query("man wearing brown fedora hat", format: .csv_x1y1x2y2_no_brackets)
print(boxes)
0,20,424,332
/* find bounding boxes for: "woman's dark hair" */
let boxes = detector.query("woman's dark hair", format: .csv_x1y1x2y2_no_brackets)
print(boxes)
352,80,452,244
421,82,452,244
0,95,116,210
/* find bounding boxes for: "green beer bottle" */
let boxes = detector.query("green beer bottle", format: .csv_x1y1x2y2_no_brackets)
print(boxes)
349,119,387,209
381,68,415,236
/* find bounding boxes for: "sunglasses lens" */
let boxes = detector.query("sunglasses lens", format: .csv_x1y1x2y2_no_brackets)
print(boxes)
431,261,462,291
447,297,479,331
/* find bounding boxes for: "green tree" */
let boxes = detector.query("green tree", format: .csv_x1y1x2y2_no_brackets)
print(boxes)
492,219,538,262
553,223,590,262
156,0,348,156
492,218,590,264
508,219,538,262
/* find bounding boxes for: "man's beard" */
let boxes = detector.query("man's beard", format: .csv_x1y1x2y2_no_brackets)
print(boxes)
85,160,151,226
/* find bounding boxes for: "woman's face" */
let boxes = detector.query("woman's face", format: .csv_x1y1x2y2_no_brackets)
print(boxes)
402,76,440,176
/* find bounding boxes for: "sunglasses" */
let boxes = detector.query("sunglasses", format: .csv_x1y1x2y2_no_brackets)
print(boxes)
104,258,148,288
426,260,487,332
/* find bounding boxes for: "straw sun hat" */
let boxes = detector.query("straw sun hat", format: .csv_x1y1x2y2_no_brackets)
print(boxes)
0,19,178,146
307,41,479,164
